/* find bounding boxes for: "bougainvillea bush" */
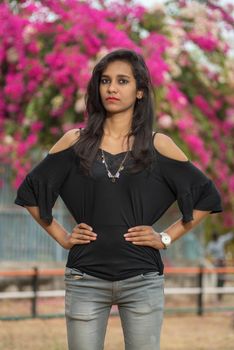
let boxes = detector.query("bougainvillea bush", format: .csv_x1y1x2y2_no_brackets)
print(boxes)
1,0,233,229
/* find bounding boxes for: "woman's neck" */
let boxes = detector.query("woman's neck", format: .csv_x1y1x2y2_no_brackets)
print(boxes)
101,116,134,152
103,115,132,139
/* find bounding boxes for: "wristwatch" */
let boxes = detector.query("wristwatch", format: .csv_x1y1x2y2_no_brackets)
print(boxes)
159,232,172,249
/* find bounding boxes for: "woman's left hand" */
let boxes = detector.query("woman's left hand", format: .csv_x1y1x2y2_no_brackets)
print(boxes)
124,225,165,249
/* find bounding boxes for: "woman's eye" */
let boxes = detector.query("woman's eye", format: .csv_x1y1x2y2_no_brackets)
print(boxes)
100,78,129,85
101,78,109,84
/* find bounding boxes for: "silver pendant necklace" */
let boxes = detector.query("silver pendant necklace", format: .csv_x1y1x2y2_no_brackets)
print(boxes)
101,149,129,183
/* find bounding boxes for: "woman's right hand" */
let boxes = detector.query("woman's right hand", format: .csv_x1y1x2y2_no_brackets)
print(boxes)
63,222,97,249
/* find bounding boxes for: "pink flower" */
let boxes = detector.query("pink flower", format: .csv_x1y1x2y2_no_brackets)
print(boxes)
222,121,233,134
178,52,190,67
189,34,218,52
50,127,60,135
199,150,212,166
167,84,188,109
158,114,173,129
27,42,40,54
27,134,38,146
27,81,38,94
107,2,145,22
31,121,43,132
7,104,20,114
0,46,5,65
13,175,25,189
176,115,194,131
184,134,203,149
23,3,39,14
229,175,234,193
194,96,216,120
61,86,75,98
183,134,212,166
211,99,223,111
226,108,234,119
27,60,45,82
4,73,25,101
225,108,234,130
83,35,101,56
146,55,169,86
17,143,27,157
141,33,171,86
142,33,171,56
214,160,229,182
208,3,234,27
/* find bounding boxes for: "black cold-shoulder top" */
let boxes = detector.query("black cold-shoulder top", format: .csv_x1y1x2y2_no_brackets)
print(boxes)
14,133,222,281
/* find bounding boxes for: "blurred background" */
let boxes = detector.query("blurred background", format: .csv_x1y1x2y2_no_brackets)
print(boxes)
0,0,234,349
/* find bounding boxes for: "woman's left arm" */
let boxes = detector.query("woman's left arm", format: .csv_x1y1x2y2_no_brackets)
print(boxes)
163,209,210,244
124,210,209,250
124,133,222,249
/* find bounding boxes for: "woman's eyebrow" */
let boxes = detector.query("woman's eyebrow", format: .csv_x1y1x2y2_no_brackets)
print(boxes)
101,74,131,78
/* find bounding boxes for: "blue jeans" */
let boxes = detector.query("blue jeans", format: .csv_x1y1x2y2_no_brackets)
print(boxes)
65,267,164,350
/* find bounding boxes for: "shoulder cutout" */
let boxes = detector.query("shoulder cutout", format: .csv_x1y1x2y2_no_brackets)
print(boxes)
48,128,80,154
153,132,188,162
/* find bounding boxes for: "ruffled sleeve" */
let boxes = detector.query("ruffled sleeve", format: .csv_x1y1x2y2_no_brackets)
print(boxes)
155,149,223,223
14,146,75,225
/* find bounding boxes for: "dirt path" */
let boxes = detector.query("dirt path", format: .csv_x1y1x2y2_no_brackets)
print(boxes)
0,314,234,350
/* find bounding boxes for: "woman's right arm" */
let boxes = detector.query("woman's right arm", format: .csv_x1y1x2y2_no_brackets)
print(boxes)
16,128,97,249
25,206,73,249
25,207,96,249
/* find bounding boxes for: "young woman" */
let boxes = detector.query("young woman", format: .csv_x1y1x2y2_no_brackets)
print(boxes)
15,49,222,350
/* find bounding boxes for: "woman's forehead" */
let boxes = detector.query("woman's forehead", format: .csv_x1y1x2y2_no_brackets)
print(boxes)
102,60,134,76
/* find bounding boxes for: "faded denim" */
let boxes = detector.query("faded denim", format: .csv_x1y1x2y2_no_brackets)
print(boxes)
65,267,164,350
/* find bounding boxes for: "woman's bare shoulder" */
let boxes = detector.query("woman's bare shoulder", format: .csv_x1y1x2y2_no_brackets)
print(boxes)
48,128,80,154
153,132,188,162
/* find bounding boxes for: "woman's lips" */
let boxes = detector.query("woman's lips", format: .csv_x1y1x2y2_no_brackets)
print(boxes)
106,97,120,102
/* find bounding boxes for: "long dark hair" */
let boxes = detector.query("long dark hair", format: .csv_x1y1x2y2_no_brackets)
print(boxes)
73,48,156,175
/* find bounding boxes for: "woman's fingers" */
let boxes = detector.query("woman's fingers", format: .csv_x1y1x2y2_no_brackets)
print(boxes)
125,234,151,241
73,229,97,238
73,223,97,236
124,226,153,239
77,222,93,231
124,225,163,249
69,233,94,245
124,231,151,239
71,230,97,241
127,225,149,232
70,222,97,245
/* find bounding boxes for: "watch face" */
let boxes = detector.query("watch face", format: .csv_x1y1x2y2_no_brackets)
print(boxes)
162,236,170,244
162,234,171,245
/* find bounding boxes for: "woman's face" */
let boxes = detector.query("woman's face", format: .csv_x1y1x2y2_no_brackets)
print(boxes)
99,60,143,115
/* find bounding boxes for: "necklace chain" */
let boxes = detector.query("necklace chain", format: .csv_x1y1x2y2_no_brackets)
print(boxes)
101,149,129,183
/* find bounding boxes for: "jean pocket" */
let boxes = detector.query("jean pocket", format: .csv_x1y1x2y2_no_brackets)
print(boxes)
65,267,86,281
140,271,161,280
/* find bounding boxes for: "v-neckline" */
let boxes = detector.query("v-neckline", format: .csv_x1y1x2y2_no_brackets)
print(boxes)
99,148,131,156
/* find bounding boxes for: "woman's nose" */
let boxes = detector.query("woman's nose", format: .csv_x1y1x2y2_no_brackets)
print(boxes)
107,82,117,93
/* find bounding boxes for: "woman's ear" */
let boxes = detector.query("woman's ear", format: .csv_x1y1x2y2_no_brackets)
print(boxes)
136,91,143,99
